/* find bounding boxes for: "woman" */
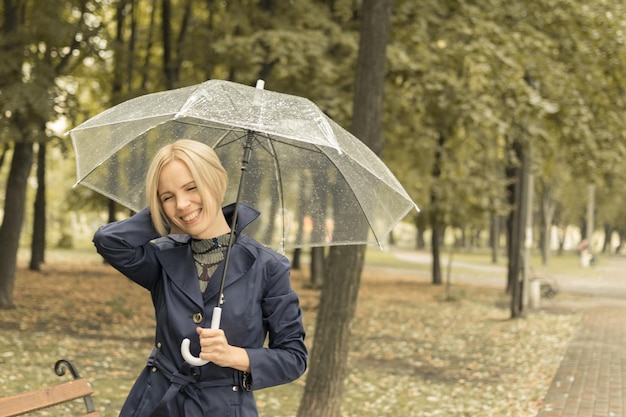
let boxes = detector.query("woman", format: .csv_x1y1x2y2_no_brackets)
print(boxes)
93,139,307,417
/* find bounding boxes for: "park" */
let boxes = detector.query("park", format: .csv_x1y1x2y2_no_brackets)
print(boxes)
2,246,625,416
1,1,626,416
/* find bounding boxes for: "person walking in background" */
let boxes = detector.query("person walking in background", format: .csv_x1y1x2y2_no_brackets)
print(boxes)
577,238,596,267
93,139,307,417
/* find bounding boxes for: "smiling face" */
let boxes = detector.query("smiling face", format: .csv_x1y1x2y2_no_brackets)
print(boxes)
157,159,229,239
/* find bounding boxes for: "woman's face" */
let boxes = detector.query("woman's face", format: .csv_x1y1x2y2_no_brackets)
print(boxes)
157,159,222,239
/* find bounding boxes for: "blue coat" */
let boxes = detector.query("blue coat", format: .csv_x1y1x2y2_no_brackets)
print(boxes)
93,204,307,417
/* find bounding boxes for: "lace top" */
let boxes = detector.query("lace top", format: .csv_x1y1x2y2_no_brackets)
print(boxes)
190,234,231,292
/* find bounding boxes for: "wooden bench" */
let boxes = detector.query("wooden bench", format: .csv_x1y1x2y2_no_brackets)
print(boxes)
0,359,100,417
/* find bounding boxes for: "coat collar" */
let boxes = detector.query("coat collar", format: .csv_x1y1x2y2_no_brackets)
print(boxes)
223,202,260,235
155,203,260,309
165,203,260,246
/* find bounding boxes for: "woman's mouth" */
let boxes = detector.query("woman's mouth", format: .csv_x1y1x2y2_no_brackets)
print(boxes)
181,210,200,223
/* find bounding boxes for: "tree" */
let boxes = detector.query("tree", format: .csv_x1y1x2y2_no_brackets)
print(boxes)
29,141,46,271
384,0,626,296
0,1,40,308
297,0,394,415
0,0,103,308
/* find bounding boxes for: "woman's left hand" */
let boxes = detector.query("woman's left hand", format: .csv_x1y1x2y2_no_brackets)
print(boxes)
196,327,251,372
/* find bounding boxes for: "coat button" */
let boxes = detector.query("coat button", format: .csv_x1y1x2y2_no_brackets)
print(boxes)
157,342,162,348
193,312,203,323
152,367,157,373
232,386,239,392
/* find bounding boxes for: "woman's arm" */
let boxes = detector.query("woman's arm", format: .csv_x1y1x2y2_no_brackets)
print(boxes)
244,254,308,390
93,208,163,290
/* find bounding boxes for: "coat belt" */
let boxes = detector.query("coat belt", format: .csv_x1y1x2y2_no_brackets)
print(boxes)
146,346,242,417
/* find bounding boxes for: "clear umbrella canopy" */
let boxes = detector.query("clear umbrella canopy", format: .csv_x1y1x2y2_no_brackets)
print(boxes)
69,79,419,252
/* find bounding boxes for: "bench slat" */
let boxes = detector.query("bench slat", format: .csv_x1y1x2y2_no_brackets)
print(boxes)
0,378,95,417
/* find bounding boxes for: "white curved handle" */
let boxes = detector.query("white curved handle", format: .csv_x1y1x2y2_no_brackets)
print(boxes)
180,307,222,366
181,338,208,366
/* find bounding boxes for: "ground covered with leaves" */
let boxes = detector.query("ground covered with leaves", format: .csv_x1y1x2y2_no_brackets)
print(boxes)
0,251,584,417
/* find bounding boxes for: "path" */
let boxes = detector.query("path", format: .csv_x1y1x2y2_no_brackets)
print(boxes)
535,256,626,417
387,250,626,417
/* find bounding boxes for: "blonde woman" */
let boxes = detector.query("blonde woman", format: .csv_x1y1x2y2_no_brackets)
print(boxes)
94,139,307,417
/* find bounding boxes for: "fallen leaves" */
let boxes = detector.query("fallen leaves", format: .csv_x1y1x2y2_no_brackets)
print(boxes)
340,272,582,417
0,253,583,417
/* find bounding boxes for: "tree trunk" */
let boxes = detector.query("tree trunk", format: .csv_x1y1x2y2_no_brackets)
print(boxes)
30,141,46,271
431,221,442,285
602,225,612,254
309,171,328,287
291,248,301,270
616,230,625,254
539,187,556,266
416,224,425,249
140,0,158,90
557,227,566,256
162,0,175,89
309,247,325,288
108,199,117,224
509,141,528,319
490,209,499,264
0,142,35,308
504,152,517,294
586,184,595,247
297,0,393,415
430,133,445,285
297,245,365,416
162,0,192,89
0,143,9,169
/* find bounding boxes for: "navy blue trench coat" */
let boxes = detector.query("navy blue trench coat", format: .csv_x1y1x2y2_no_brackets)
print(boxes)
93,203,307,417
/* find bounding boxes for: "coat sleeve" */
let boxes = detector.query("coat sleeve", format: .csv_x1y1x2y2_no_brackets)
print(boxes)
92,208,162,291
245,252,308,390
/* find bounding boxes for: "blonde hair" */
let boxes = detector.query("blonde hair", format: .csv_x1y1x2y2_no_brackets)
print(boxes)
146,139,228,236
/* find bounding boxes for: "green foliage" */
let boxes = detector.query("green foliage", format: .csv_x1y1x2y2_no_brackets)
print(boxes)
2,0,626,249
0,1,105,143
384,0,626,241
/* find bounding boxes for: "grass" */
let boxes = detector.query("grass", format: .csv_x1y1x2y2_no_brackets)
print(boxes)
365,245,604,279
1,246,590,416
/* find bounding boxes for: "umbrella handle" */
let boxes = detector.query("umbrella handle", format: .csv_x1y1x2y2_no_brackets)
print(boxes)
180,307,222,366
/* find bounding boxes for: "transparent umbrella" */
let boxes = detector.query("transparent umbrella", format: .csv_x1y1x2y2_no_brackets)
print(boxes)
69,79,418,252
68,79,419,365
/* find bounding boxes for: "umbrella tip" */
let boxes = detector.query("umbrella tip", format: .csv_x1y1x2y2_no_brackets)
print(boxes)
255,79,265,90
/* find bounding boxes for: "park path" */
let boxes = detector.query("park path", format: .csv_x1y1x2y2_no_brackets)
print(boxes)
388,250,626,417
534,256,626,417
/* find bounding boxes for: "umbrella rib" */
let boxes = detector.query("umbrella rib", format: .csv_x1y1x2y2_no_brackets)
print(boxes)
264,137,287,251
248,135,412,249
173,118,340,156
253,134,330,155
320,148,387,249
212,129,243,148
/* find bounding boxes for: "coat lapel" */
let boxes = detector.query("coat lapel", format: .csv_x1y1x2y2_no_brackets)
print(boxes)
155,245,204,309
154,241,257,310
202,243,256,304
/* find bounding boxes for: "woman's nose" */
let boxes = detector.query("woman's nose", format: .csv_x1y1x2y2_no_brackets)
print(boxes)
176,195,190,210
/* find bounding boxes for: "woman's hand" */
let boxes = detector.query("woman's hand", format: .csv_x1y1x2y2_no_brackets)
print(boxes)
196,327,251,372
